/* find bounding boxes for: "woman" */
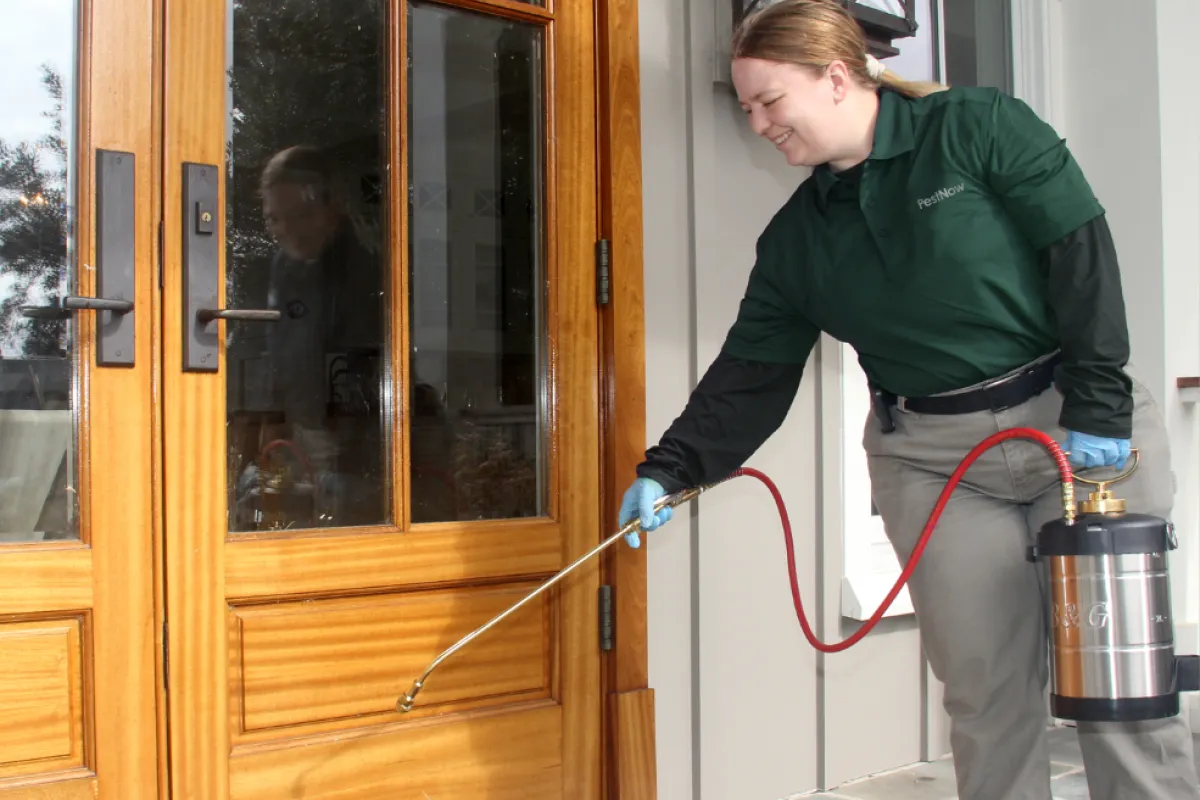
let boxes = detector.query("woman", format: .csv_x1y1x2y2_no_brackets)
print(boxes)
617,1,1200,798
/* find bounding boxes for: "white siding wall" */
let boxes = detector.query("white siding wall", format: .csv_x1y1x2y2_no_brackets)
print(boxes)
1055,0,1200,691
639,1,939,797
639,0,1200,797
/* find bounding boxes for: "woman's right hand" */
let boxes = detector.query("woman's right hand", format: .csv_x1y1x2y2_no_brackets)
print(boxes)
617,477,672,549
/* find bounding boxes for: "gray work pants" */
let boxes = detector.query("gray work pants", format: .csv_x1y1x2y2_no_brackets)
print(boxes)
864,365,1200,799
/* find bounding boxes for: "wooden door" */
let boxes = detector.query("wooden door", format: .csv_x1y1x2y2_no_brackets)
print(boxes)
159,0,601,796
0,0,159,796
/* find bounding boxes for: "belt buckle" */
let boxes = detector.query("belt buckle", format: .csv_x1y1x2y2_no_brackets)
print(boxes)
986,386,1012,413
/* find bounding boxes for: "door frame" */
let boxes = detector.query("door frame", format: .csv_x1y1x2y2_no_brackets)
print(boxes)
595,0,655,796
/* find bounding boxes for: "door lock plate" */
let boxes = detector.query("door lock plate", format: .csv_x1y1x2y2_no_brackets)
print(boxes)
182,163,221,372
95,149,136,367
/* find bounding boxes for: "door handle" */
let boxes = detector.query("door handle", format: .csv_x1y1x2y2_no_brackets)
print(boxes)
183,161,274,371
22,296,135,319
196,308,281,323
21,150,137,366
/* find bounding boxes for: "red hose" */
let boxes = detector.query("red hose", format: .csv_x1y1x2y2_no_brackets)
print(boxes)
731,426,1075,653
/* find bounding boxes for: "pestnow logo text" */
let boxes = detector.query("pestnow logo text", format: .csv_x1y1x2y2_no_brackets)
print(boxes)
917,183,965,210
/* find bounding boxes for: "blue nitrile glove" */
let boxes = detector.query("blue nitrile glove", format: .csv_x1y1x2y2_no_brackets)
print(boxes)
1064,430,1131,470
618,477,671,549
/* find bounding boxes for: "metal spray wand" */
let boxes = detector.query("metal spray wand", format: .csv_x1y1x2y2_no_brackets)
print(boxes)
397,485,706,713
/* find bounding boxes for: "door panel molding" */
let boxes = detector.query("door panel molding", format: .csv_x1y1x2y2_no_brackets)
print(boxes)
227,581,553,741
0,548,93,612
224,521,564,599
229,704,566,798
0,617,86,780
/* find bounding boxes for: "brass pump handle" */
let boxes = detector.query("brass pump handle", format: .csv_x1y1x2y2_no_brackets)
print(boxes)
1065,447,1140,516
1070,447,1140,491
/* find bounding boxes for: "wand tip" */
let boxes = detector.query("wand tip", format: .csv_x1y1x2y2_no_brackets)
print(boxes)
397,680,423,713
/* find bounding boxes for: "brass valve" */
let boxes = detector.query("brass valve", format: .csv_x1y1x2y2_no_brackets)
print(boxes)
1074,448,1140,515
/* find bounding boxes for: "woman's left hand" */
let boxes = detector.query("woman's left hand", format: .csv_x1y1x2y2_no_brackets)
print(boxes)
1064,430,1131,470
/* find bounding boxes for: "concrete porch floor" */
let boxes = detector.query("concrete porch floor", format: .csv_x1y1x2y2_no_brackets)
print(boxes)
795,724,1200,799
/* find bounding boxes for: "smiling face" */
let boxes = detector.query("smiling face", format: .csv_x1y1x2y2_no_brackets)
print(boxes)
733,56,875,171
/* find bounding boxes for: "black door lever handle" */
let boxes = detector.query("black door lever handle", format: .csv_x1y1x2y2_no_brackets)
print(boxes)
65,295,135,313
196,308,281,323
29,150,140,366
22,295,135,319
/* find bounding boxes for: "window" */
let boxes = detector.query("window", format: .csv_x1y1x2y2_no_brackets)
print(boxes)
936,0,1013,92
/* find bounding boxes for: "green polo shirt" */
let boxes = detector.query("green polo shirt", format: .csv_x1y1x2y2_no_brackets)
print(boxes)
721,85,1129,434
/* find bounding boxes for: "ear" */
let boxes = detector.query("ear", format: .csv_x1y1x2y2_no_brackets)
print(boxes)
826,59,853,102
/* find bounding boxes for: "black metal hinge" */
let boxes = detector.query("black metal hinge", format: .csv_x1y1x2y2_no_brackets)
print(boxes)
599,584,614,651
596,239,610,306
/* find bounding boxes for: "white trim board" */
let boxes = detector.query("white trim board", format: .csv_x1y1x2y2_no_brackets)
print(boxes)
1010,0,1064,127
839,352,915,621
838,0,1061,623
841,572,916,621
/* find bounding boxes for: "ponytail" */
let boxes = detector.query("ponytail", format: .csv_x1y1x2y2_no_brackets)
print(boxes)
873,62,949,99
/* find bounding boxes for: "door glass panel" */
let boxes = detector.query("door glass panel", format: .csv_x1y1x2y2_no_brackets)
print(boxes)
0,0,80,543
224,0,390,533
408,2,547,524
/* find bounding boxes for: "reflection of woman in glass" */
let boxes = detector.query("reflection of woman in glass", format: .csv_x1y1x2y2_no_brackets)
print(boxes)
240,144,385,527
260,145,380,426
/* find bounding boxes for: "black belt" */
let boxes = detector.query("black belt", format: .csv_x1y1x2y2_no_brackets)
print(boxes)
873,354,1061,420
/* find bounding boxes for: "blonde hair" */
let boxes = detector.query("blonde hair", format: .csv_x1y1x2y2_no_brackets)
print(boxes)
732,0,947,99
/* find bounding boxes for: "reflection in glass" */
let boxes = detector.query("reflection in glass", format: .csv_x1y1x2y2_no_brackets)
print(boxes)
224,0,389,532
941,0,1012,92
0,0,79,543
408,2,547,523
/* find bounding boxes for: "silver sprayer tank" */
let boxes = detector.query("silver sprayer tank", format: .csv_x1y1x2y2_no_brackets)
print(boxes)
1030,479,1199,722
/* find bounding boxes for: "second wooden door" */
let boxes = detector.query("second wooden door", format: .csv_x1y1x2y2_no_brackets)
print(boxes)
159,0,605,797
